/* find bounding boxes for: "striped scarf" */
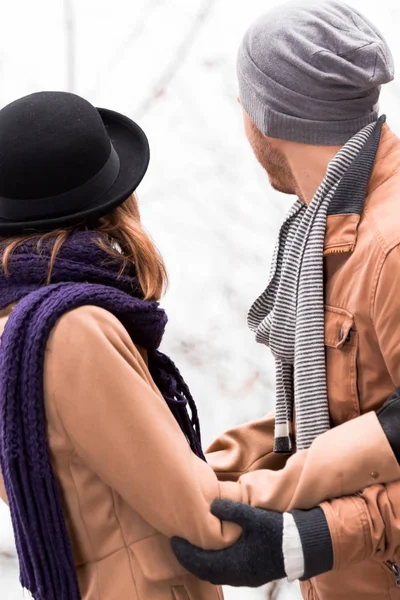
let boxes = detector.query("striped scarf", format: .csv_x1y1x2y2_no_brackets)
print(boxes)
248,117,384,453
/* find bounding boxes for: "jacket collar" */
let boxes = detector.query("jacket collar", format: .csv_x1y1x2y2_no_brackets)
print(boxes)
324,119,399,256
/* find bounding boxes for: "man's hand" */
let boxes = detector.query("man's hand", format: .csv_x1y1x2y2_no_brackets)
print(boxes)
171,498,333,587
172,499,285,587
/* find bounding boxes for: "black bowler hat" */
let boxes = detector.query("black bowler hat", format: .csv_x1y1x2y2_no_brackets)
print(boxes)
0,91,150,234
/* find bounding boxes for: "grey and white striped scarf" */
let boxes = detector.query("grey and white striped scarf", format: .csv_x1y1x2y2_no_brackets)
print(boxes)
248,122,377,453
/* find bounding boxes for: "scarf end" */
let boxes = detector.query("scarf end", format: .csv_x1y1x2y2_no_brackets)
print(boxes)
273,435,294,455
273,420,294,454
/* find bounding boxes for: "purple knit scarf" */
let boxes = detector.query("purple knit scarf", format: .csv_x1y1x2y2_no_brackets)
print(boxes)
0,232,204,600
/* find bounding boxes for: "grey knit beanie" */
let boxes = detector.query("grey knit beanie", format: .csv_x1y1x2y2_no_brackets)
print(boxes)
237,0,394,145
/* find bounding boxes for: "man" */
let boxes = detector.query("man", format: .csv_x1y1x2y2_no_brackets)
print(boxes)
172,1,400,598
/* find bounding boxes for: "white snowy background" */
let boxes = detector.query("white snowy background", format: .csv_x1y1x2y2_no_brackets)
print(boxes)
0,0,400,599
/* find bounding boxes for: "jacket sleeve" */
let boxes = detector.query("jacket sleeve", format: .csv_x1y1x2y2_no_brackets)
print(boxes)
206,412,398,503
217,411,400,512
44,305,242,551
320,481,400,570
205,413,288,481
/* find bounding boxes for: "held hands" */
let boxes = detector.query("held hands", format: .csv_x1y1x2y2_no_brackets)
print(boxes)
171,498,333,587
170,392,400,589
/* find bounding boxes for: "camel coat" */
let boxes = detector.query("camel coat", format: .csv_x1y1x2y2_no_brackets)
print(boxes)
0,304,242,600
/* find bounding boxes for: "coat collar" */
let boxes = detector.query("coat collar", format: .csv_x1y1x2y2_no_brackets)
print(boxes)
324,121,400,256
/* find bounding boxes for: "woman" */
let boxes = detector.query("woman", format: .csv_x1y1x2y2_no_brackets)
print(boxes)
0,91,242,600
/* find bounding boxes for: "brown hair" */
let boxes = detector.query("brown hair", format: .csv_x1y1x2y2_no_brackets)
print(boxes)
1,194,168,301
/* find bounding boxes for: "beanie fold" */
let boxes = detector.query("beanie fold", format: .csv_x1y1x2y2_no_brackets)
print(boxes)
238,61,380,146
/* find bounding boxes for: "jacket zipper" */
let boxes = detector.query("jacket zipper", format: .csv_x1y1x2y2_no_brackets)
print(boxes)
384,560,400,587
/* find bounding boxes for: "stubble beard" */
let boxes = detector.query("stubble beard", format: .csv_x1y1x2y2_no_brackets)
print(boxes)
249,123,297,195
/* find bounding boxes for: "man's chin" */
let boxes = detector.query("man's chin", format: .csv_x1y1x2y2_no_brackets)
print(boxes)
269,177,295,195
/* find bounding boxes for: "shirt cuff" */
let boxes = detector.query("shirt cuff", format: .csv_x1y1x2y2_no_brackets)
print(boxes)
283,512,305,582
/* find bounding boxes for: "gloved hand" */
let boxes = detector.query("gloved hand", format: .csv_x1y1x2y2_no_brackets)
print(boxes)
171,498,333,587
377,388,400,462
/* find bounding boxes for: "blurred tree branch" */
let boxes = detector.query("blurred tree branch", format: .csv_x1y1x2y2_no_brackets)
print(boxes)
64,0,76,92
135,0,216,119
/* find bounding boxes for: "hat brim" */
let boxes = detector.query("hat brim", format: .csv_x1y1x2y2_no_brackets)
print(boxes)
0,107,150,235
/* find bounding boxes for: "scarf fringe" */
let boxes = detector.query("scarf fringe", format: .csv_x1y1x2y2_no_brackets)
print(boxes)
7,461,80,599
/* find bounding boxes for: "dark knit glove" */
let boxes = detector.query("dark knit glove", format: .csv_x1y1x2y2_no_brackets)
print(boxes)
377,387,400,463
171,499,333,587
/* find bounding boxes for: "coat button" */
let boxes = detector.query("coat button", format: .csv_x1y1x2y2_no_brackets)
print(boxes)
370,471,379,479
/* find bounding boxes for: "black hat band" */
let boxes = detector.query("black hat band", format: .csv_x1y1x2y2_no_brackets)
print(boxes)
0,144,121,222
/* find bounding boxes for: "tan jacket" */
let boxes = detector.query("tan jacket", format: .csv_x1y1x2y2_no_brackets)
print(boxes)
0,305,242,600
207,123,400,599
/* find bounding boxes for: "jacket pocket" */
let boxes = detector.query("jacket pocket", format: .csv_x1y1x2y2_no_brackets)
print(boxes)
325,305,360,426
